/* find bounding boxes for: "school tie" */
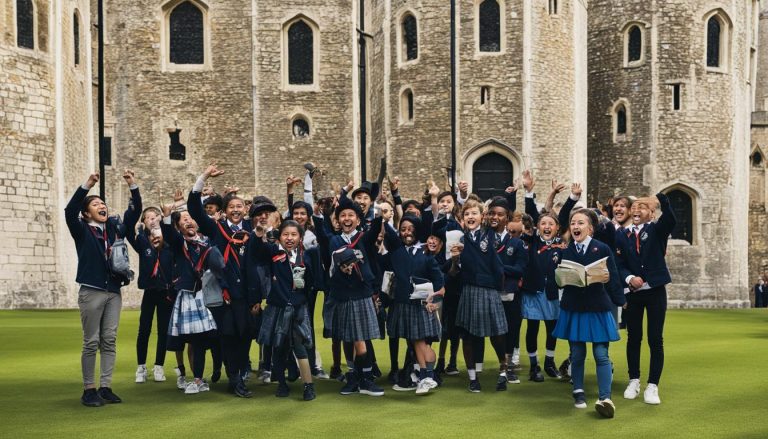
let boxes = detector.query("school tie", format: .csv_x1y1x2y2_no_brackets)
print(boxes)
231,224,240,233
576,243,584,255
632,227,641,253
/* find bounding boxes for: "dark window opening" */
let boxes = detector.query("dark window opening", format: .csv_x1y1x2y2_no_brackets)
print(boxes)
752,152,763,167
672,84,681,110
293,118,310,138
16,0,34,49
288,20,314,85
73,13,80,65
616,106,627,135
481,86,491,106
473,152,513,201
549,0,558,15
168,129,186,161
169,1,204,65
479,0,501,52
707,16,721,68
101,137,112,166
628,25,642,63
666,189,693,244
403,14,418,61
407,90,414,121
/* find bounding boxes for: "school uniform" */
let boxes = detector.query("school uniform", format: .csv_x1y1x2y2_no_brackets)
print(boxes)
614,192,676,386
495,231,529,355
552,236,625,401
432,218,465,342
382,223,445,342
124,188,175,368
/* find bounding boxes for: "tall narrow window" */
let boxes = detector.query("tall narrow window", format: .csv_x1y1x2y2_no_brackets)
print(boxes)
288,20,314,85
616,106,627,135
400,89,414,124
402,14,418,61
672,84,681,110
706,16,721,68
548,0,558,15
168,129,186,161
169,1,204,65
479,0,501,52
481,86,491,107
627,25,642,63
73,12,80,66
666,189,693,244
16,0,34,49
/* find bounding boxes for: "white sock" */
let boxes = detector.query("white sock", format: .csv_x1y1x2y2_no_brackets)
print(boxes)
468,369,477,380
475,362,484,372
512,348,520,364
545,350,556,358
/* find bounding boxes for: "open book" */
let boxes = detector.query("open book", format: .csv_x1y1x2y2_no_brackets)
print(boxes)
554,257,610,288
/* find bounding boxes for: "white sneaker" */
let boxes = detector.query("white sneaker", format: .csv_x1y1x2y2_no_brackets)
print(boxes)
623,379,641,400
415,380,431,395
184,381,200,394
153,365,166,382
259,371,272,384
644,384,661,405
198,381,210,392
135,365,147,383
422,377,438,390
174,367,186,390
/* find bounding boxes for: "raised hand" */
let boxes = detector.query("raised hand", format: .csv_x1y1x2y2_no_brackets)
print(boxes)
160,202,173,217
428,181,440,199
122,169,136,186
173,189,185,203
85,172,100,189
223,184,240,196
344,178,354,193
203,163,225,179
522,170,534,192
389,176,400,193
458,181,469,198
571,182,583,198
551,179,566,194
202,184,215,197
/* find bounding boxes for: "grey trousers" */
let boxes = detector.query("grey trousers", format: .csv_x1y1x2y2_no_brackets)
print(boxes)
78,286,122,387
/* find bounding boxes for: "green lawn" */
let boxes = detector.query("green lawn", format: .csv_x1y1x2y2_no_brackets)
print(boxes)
1,309,767,438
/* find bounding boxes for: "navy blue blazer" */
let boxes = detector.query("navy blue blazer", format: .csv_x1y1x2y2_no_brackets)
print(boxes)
559,238,625,312
124,187,174,291
321,217,384,301
188,191,252,300
160,221,226,293
613,193,676,289
383,224,445,303
64,186,135,293
457,227,504,290
247,238,316,308
496,233,528,294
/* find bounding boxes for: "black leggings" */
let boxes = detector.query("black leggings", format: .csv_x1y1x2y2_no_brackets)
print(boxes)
503,297,522,354
221,335,251,380
525,319,557,355
463,334,506,368
136,289,172,366
306,289,320,369
188,336,208,379
625,286,667,385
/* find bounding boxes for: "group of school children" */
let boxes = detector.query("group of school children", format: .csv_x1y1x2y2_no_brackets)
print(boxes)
66,161,675,419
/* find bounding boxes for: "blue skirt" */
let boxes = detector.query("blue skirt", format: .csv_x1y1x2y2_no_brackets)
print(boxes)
552,309,620,343
521,291,560,321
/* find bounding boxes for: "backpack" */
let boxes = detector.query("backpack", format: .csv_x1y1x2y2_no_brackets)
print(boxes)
108,228,134,285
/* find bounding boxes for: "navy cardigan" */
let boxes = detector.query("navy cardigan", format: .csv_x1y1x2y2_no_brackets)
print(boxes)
559,238,626,312
64,186,134,293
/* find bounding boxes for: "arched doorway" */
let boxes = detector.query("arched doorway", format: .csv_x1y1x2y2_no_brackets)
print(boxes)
472,152,513,201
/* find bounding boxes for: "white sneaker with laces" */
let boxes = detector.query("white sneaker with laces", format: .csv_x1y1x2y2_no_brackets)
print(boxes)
184,381,200,394
624,378,641,400
174,367,186,390
153,365,166,382
259,371,272,384
198,381,210,392
135,365,147,383
644,384,661,405
422,377,438,390
415,380,431,395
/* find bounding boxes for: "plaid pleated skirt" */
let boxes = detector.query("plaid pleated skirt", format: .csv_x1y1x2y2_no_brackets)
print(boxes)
329,296,381,342
168,290,217,337
387,302,441,341
456,285,508,337
257,303,313,349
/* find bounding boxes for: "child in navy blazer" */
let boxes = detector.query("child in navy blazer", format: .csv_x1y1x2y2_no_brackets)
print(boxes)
552,209,625,418
65,170,135,407
614,193,676,405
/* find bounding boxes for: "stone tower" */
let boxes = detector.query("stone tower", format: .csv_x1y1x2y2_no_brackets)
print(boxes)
587,0,757,307
0,0,94,308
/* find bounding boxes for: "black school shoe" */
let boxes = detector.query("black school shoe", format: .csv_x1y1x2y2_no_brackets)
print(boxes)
275,382,290,398
339,372,359,395
81,389,104,407
468,379,482,393
505,367,521,384
387,368,399,385
359,376,385,396
303,383,316,401
330,365,344,381
210,368,222,384
234,380,253,398
371,363,383,379
445,364,459,376
559,359,571,380
544,360,562,379
496,375,507,391
529,365,545,382
97,387,122,404
435,359,446,375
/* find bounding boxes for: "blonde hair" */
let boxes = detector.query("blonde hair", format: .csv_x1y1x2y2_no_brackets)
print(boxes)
462,199,485,216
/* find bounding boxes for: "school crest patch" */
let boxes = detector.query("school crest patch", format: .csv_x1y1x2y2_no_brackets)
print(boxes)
145,248,152,257
641,232,649,242
480,237,489,253
353,249,365,263
506,246,515,256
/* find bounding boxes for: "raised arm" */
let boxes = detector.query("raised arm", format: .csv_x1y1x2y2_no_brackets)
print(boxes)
504,186,517,213
522,170,540,225
545,179,567,214
65,172,100,240
654,192,677,239
160,203,184,252
362,216,384,251
558,183,581,235
187,164,225,237
122,170,142,248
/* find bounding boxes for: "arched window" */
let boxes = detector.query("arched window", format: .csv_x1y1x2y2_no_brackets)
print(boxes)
616,106,627,135
292,117,310,139
479,0,501,53
706,16,721,67
402,13,418,62
400,88,414,124
705,11,730,70
752,151,763,167
627,25,642,63
16,0,34,49
288,20,314,85
169,1,204,64
665,189,693,244
481,86,491,107
73,11,81,66
472,152,513,201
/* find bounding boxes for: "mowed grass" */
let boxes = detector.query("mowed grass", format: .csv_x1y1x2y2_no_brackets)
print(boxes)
1,308,767,438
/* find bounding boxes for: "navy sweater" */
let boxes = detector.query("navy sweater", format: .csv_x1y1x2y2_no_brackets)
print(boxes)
64,186,133,293
188,191,252,300
559,239,626,312
458,227,504,290
124,187,174,291
247,238,316,308
383,224,445,303
496,232,529,294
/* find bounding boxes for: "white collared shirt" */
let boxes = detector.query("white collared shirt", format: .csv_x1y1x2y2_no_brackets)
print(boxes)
227,219,242,232
574,236,592,254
